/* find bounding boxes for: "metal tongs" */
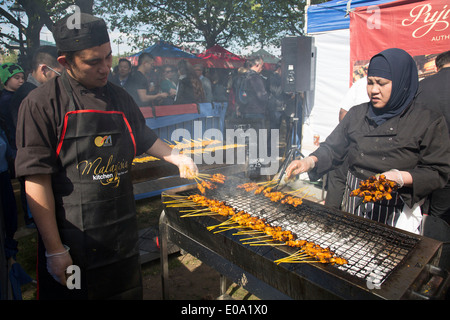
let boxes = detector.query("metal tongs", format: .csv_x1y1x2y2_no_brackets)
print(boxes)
271,146,304,192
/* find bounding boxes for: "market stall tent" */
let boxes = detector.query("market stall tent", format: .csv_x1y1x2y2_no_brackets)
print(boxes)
248,48,279,70
196,45,246,69
127,41,200,66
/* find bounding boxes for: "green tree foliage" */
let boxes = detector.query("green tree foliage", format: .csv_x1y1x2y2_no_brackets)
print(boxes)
1,0,328,65
95,0,317,51
0,0,94,69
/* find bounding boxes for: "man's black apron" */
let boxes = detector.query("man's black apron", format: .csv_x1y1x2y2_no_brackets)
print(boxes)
37,74,142,299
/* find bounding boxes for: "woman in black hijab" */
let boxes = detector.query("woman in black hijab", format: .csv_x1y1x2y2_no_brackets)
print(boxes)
285,48,450,233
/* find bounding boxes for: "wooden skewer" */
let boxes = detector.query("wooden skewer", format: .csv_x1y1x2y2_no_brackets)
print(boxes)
286,187,307,194
165,204,202,207
179,208,210,212
213,226,239,233
256,179,279,186
162,200,193,204
239,235,272,241
249,243,287,246
242,239,277,245
233,230,266,236
181,212,220,218
275,260,322,265
207,218,236,231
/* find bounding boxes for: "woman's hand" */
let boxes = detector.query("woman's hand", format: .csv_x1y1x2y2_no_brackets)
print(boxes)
381,169,412,188
285,156,317,179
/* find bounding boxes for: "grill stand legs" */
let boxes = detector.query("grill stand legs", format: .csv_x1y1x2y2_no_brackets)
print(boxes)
159,210,291,300
159,210,170,300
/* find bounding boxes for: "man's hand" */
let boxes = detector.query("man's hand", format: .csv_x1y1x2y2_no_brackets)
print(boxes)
146,139,199,179
46,246,73,286
177,155,198,179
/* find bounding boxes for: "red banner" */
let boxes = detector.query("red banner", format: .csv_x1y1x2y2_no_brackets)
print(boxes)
350,0,450,82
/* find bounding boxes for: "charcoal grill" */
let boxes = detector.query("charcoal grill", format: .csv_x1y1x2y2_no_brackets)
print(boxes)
159,181,449,300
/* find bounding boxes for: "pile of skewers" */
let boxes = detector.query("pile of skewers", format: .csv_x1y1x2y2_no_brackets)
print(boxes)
166,138,245,156
187,173,227,194
237,181,305,207
163,193,347,266
132,155,159,164
350,174,398,203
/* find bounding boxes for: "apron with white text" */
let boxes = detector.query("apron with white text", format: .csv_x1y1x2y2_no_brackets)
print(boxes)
37,74,142,299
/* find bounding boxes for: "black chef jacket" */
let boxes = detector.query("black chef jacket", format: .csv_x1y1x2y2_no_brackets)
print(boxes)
309,100,450,208
416,67,450,136
15,73,158,177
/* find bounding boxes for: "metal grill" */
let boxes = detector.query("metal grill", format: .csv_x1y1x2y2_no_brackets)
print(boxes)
161,183,448,299
196,187,420,286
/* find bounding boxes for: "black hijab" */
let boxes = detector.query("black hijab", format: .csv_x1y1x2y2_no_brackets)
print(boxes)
367,48,418,125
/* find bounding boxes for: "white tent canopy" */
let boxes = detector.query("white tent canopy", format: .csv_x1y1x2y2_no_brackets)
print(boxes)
301,0,390,155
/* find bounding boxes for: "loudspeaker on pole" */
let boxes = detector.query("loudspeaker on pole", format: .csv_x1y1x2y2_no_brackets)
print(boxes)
281,36,316,93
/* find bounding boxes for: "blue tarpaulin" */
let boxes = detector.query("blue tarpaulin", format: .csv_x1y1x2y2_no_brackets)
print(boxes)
145,102,228,142
128,41,199,59
307,0,393,33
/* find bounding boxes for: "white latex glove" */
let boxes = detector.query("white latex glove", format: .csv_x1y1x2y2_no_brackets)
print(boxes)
45,245,73,286
177,155,198,179
381,169,404,188
285,156,316,179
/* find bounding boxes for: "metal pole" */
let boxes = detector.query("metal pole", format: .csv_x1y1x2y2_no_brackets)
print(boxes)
304,0,311,35
159,210,169,299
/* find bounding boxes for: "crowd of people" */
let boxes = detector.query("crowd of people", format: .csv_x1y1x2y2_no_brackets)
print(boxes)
0,11,449,300
106,51,292,138
108,54,231,107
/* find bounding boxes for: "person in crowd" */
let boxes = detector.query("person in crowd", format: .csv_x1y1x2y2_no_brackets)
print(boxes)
174,60,204,104
416,50,450,273
0,114,19,275
285,48,450,234
0,63,25,144
210,69,228,103
238,56,270,179
194,64,213,103
267,63,288,155
159,65,178,105
14,13,197,300
8,46,63,228
147,65,162,97
415,50,450,229
239,56,269,129
228,67,248,119
127,52,167,106
109,58,133,91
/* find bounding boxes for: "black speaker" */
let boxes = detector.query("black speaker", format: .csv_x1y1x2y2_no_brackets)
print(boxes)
281,36,316,93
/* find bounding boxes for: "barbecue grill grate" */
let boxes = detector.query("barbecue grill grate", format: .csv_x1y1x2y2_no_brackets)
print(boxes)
178,187,420,285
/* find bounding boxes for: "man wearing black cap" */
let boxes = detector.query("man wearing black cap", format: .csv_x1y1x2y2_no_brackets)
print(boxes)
15,13,197,300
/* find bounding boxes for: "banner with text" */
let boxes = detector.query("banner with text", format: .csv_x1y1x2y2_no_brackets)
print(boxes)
350,0,449,82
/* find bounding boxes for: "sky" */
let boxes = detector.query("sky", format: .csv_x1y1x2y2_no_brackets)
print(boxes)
38,25,133,56
1,3,280,58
